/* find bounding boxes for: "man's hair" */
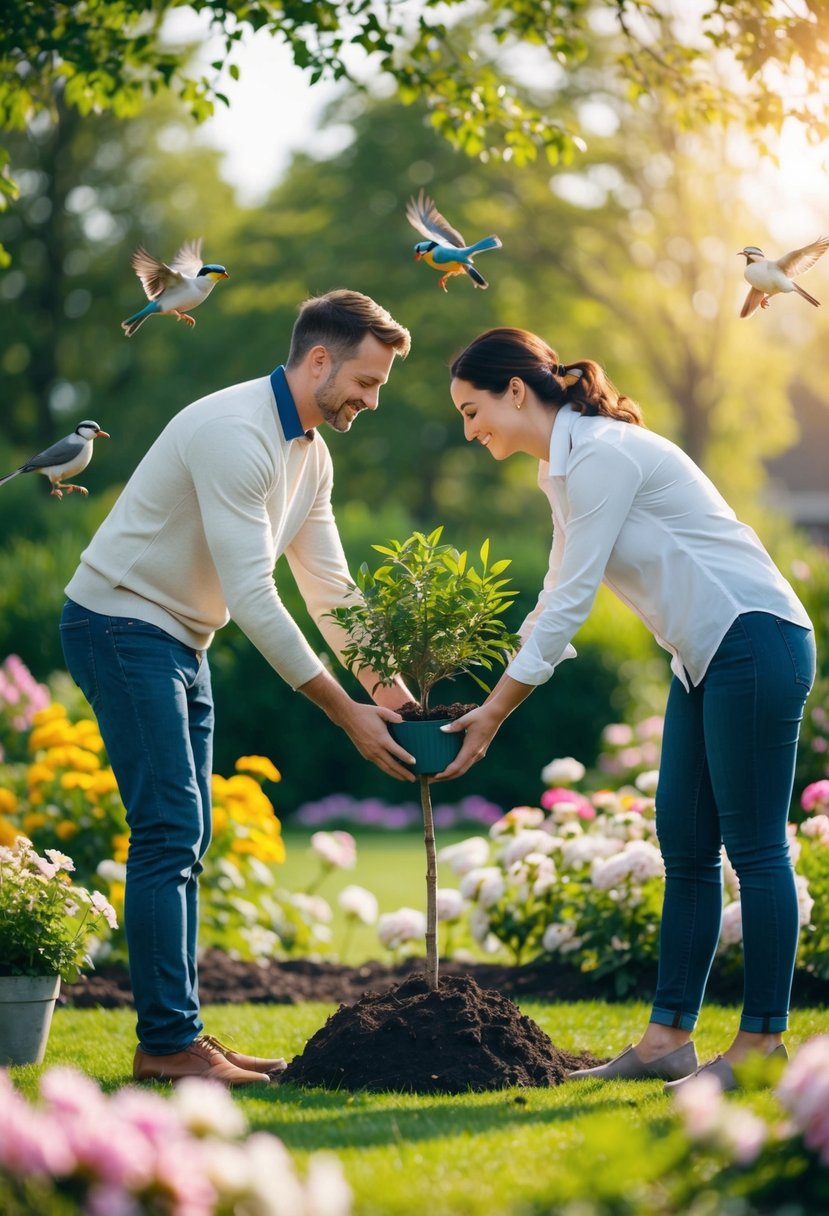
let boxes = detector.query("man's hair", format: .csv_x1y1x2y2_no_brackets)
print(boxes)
286,289,411,367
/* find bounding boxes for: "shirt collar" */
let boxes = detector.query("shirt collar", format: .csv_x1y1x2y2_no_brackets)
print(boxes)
548,405,579,475
270,364,312,442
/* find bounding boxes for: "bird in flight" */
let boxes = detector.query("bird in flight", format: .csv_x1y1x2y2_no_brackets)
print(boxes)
406,191,502,291
738,236,829,317
121,239,228,336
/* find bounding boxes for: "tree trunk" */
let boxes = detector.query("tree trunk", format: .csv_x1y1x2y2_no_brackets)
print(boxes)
419,774,439,990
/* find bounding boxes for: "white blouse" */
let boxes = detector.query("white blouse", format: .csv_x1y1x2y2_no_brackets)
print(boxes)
506,405,812,690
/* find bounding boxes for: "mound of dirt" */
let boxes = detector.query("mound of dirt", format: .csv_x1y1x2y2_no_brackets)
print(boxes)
279,972,601,1094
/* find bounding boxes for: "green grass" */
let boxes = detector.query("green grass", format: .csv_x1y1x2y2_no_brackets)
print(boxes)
12,1000,828,1215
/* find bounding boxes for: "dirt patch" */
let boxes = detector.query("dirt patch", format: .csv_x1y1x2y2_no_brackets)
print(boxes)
280,972,601,1093
60,949,828,1011
395,701,476,721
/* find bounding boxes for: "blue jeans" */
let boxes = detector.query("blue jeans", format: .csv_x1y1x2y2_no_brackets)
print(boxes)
652,612,815,1034
60,599,214,1053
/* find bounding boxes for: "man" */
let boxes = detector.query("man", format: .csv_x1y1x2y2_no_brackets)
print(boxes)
60,289,415,1086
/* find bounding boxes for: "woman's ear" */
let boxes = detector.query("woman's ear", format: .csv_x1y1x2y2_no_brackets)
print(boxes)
510,377,526,409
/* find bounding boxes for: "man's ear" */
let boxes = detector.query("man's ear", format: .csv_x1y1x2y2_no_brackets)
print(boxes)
306,344,330,380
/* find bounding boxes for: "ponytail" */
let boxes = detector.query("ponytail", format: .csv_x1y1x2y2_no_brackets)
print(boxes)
450,328,643,426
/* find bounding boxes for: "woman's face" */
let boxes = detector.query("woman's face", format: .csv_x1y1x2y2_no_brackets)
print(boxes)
450,377,523,461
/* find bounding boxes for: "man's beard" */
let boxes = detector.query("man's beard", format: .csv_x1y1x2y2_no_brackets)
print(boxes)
314,373,365,433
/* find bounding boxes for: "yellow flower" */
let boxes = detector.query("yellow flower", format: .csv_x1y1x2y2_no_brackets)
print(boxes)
0,788,18,815
60,771,94,791
31,704,68,726
23,812,47,833
88,769,119,797
212,805,229,833
71,720,104,751
29,721,75,752
27,761,56,788
235,755,281,783
112,833,130,863
211,774,228,801
0,819,20,846
56,821,78,840
43,745,100,774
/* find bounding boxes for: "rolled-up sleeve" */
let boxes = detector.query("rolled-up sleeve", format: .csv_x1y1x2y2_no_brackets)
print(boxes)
507,441,643,686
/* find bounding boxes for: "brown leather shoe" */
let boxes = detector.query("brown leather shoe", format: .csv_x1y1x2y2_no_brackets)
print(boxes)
199,1033,287,1078
133,1036,271,1087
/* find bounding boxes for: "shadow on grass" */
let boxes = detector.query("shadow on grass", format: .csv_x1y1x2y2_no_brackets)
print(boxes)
253,1082,651,1151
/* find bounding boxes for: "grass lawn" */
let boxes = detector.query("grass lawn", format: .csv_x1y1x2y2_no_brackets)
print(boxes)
12,1000,827,1214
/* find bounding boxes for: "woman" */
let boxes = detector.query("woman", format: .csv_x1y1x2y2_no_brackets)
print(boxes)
441,327,815,1092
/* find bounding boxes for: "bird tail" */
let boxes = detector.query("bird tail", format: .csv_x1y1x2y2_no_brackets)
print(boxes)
793,282,820,307
121,303,157,336
464,264,489,289
0,469,21,488
466,235,502,256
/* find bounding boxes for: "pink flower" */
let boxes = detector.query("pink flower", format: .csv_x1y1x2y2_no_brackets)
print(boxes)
310,830,357,869
801,780,829,813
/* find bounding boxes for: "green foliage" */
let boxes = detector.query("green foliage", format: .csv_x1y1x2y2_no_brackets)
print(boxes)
328,526,521,711
798,838,829,981
0,837,115,981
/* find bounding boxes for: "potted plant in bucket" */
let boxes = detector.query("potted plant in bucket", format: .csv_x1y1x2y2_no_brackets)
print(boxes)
0,836,118,1065
281,529,600,1093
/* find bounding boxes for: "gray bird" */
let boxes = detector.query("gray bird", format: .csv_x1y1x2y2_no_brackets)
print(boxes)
0,421,109,498
738,236,829,317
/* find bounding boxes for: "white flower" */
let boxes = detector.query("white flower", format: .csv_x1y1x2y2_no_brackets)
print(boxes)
311,831,356,869
673,1072,725,1138
718,1108,768,1165
561,835,620,870
721,848,740,898
625,840,664,881
45,849,75,872
801,813,829,844
305,1152,352,1216
437,836,490,875
459,866,505,909
489,807,545,837
436,888,465,922
796,873,814,926
499,830,558,866
377,907,426,950
602,723,634,747
290,893,333,923
634,769,659,795
720,900,743,945
542,921,577,952
96,859,127,884
172,1077,248,1138
337,885,378,925
541,757,585,786
90,889,119,929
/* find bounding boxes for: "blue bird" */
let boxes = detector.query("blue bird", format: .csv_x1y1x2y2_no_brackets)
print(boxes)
406,191,502,291
121,239,229,336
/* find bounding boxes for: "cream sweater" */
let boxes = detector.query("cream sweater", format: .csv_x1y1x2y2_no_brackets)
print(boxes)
65,376,357,689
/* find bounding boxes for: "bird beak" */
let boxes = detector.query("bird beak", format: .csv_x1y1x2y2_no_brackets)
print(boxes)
220,270,229,278
96,430,110,438
414,251,422,261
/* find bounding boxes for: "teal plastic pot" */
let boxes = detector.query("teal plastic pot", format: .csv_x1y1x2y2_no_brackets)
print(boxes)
388,718,463,776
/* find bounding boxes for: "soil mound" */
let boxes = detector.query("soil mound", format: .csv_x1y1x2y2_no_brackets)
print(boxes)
280,972,601,1093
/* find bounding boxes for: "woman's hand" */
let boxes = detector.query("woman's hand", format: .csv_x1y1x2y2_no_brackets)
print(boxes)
431,703,505,780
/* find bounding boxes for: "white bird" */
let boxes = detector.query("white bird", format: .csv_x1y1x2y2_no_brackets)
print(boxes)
0,421,109,498
121,238,229,336
738,236,829,318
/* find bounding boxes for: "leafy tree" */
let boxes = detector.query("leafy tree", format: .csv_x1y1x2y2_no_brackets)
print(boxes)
3,1,828,262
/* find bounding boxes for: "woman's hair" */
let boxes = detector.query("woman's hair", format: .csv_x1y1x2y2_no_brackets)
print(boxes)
450,327,643,425
287,289,411,367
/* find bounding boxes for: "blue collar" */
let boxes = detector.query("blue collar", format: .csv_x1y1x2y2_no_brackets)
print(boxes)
270,365,311,441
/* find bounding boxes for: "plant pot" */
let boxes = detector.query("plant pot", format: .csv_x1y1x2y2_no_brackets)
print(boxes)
389,718,463,776
0,974,61,1066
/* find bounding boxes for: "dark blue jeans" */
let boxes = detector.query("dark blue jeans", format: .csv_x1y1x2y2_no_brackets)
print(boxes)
60,599,214,1054
653,611,815,1034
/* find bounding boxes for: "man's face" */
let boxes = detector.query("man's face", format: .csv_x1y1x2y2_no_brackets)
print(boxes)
314,334,397,433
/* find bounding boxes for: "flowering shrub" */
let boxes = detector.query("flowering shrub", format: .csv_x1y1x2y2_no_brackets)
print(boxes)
430,751,829,996
0,838,117,980
669,1036,829,1212
0,698,318,963
0,1067,351,1216
0,654,50,763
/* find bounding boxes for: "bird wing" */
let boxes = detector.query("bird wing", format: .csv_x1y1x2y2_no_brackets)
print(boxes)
21,434,83,472
740,286,765,318
168,238,204,277
777,235,829,279
406,191,466,248
130,247,186,300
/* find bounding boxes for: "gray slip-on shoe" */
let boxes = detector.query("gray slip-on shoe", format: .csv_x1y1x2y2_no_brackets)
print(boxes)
664,1043,788,1096
566,1040,699,1082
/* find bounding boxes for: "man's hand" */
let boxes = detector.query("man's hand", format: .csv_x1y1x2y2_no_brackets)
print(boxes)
297,670,416,781
340,702,417,782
